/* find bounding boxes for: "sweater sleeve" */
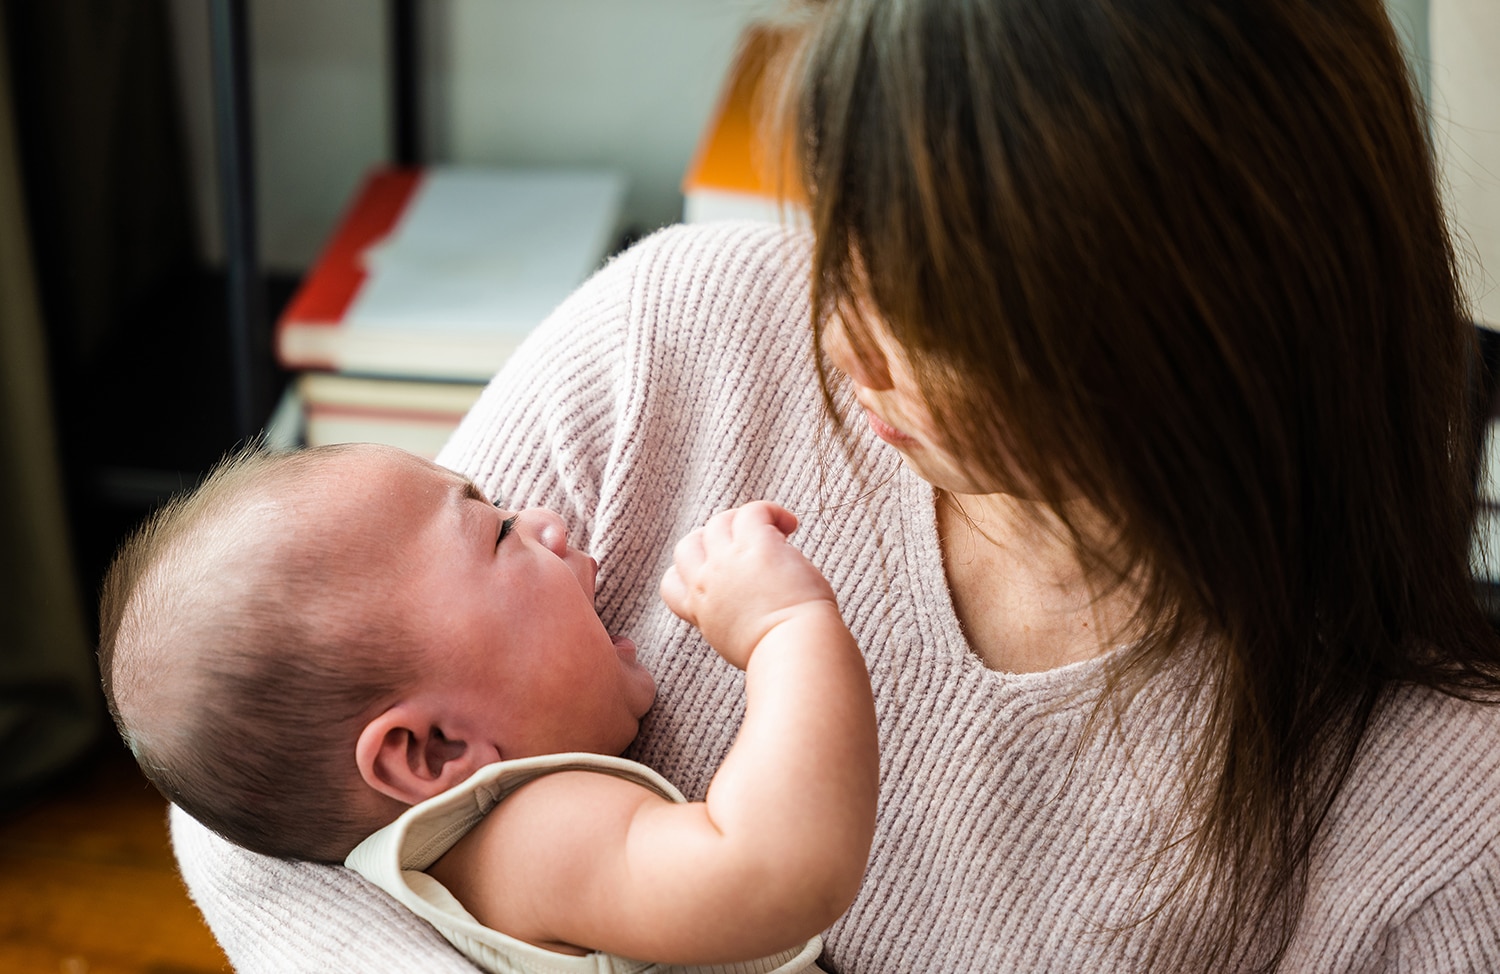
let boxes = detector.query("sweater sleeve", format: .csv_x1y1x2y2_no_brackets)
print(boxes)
165,237,651,974
170,805,482,973
168,222,797,973
1376,839,1500,972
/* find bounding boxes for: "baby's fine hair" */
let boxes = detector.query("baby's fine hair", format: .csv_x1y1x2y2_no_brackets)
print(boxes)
98,444,423,862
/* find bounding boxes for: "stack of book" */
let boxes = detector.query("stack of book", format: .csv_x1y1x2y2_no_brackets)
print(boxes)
272,165,626,457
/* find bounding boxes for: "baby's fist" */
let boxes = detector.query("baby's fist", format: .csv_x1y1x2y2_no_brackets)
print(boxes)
660,502,837,669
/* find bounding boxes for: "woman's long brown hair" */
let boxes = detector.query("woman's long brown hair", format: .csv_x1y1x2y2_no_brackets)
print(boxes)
785,0,1500,967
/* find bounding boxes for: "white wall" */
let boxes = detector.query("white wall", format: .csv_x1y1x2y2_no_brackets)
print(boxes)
1385,0,1430,101
1430,0,1500,328
170,0,1471,282
168,0,773,272
443,2,770,232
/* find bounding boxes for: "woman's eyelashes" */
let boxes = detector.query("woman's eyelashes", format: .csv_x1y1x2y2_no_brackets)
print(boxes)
497,515,517,548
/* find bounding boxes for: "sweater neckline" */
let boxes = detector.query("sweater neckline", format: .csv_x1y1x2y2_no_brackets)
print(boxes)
892,462,1129,692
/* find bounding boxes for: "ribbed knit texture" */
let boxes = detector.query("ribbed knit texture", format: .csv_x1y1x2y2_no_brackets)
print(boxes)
171,221,1500,972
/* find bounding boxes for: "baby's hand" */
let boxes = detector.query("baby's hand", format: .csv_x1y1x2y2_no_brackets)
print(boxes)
660,502,838,670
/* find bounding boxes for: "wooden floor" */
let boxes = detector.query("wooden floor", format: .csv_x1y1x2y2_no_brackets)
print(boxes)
0,740,229,973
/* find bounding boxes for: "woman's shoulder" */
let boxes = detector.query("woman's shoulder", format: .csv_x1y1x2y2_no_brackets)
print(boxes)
1317,683,1500,888
1367,680,1500,774
617,219,811,282
600,221,819,399
608,220,813,341
1343,683,1500,830
438,220,812,478
1290,684,1500,968
506,218,813,377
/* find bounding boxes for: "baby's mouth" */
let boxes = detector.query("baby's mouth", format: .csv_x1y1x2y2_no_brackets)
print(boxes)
612,634,638,663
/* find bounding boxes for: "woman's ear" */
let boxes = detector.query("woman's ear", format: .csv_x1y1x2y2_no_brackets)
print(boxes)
355,703,500,805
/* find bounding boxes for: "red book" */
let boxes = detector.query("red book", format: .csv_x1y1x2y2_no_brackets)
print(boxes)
276,165,626,381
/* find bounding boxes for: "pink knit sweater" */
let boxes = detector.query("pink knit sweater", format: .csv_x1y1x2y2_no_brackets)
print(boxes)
171,221,1500,972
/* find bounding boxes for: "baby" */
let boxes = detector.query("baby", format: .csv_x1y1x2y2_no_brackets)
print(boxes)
98,442,878,973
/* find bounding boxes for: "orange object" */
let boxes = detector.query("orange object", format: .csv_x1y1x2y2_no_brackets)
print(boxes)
682,25,806,220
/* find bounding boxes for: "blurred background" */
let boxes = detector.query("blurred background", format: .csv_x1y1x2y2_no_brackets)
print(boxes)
0,3,777,969
0,0,778,811
0,0,1494,969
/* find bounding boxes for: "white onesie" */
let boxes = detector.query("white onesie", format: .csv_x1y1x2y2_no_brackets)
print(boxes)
346,752,825,974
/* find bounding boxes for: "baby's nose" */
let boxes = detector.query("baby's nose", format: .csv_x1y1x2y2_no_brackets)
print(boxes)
521,508,570,557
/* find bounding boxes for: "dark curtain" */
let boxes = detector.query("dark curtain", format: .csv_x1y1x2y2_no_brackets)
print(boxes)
0,1,98,808
1,0,205,807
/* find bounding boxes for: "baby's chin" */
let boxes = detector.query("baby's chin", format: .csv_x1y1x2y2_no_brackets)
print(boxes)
612,636,657,722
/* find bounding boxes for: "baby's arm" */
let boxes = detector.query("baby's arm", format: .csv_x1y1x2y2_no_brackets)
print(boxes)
657,501,880,942
434,502,877,963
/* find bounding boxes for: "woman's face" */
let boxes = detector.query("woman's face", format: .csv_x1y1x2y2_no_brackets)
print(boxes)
822,304,997,497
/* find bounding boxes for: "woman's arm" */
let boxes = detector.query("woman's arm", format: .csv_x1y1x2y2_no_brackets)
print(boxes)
168,232,657,973
170,221,810,972
170,806,483,973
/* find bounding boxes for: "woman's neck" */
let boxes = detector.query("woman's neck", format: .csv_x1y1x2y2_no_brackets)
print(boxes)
936,489,1140,674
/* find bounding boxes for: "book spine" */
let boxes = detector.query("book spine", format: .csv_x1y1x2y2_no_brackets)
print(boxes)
276,168,424,333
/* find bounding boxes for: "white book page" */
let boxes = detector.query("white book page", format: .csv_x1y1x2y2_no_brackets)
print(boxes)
345,168,626,335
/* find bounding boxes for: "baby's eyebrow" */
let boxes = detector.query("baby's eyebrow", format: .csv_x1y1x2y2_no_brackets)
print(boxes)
451,478,492,540
457,480,489,505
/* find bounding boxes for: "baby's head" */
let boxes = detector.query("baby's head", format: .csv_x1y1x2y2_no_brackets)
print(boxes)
99,442,655,862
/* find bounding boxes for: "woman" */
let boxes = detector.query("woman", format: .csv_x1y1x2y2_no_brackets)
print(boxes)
170,0,1500,970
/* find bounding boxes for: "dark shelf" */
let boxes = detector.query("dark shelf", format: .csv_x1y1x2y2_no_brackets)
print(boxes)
61,268,298,623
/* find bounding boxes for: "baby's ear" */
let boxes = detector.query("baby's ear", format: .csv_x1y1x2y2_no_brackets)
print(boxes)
355,704,498,805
